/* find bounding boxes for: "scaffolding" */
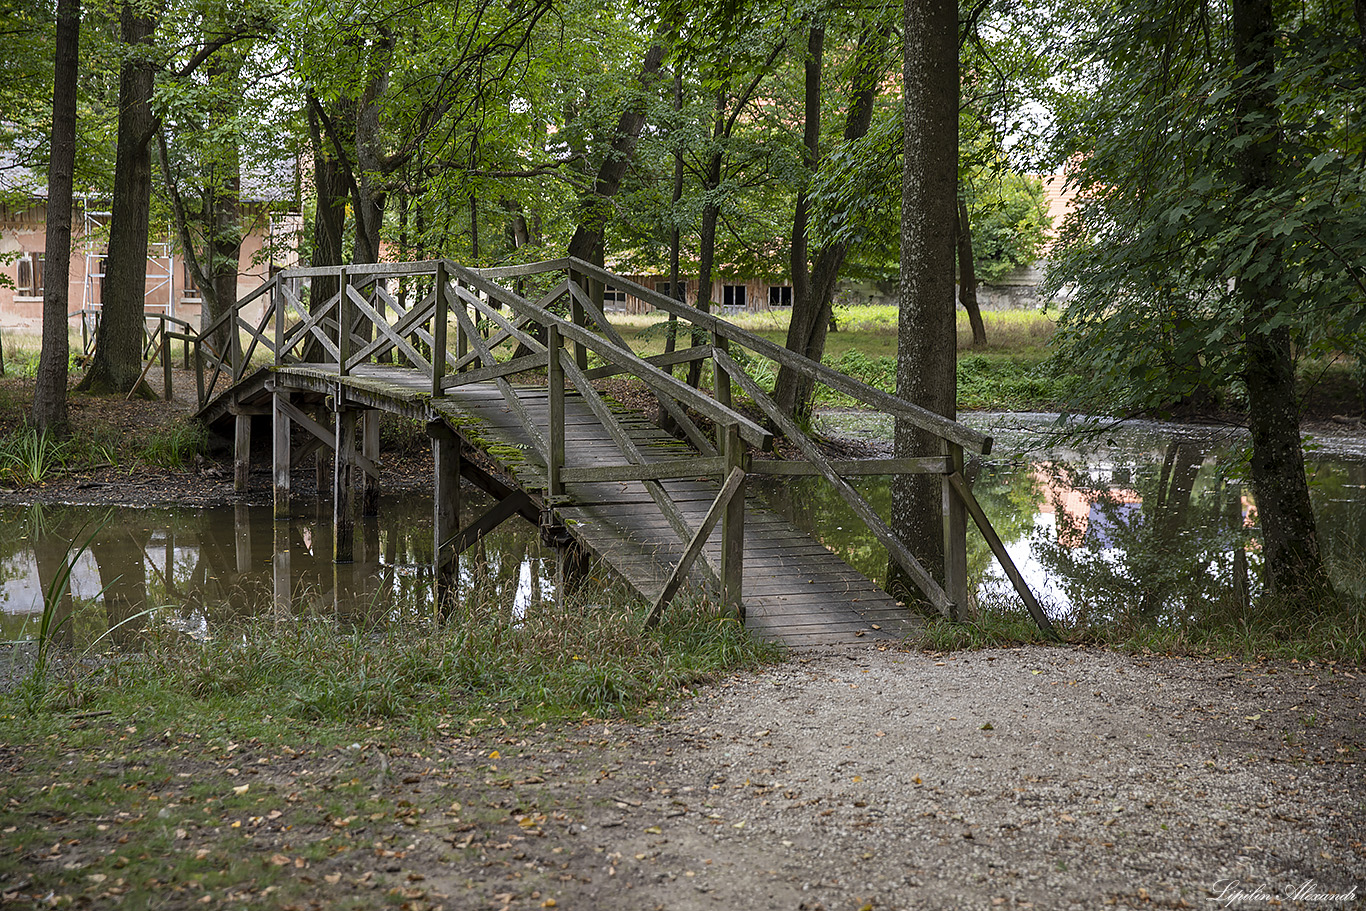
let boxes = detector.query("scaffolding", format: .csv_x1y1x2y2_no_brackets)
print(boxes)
78,202,177,354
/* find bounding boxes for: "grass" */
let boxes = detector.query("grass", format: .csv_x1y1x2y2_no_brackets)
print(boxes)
909,581,1366,663
11,579,781,728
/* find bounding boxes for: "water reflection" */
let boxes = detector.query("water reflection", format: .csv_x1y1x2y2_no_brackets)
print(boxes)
0,493,556,649
756,412,1366,619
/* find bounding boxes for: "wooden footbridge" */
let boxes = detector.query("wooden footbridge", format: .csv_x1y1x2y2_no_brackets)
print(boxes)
156,257,1049,647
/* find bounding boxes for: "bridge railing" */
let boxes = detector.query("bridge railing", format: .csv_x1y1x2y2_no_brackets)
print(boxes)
193,256,1051,634
495,258,1052,633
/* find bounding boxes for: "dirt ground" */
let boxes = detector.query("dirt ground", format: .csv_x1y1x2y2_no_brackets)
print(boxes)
5,647,1363,910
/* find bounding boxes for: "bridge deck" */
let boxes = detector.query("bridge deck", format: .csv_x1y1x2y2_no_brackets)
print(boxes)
210,363,918,647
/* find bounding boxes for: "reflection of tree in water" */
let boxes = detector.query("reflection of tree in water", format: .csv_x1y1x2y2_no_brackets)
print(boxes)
1031,441,1255,624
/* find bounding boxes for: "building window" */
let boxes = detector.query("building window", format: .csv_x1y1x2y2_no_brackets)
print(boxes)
15,253,43,297
182,261,201,298
769,285,793,307
602,284,628,310
722,284,746,310
655,280,681,300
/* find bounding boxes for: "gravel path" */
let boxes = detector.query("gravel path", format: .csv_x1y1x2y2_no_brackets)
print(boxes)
542,646,1364,910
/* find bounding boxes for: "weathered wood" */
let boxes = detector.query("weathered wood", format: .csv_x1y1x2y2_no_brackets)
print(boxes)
581,346,711,381
749,457,951,477
276,397,333,447
337,268,351,379
447,262,772,450
946,471,1056,637
431,421,461,608
548,325,565,500
721,424,745,617
560,457,727,483
563,279,717,457
943,442,969,620
556,349,722,589
234,411,250,494
714,347,954,617
564,257,992,454
645,467,747,628
440,353,546,390
273,388,291,520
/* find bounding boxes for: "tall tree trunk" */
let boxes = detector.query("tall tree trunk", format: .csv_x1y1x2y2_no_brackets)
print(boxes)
79,0,157,395
306,97,348,359
34,0,80,434
889,0,958,605
777,24,887,419
664,69,685,368
956,196,986,346
1231,0,1331,601
207,49,244,355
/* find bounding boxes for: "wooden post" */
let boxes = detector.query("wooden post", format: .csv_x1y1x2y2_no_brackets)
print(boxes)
162,337,173,401
456,281,468,369
431,421,461,612
193,338,205,406
337,267,351,377
333,391,356,563
432,262,447,397
273,388,291,520
362,410,380,517
721,423,746,620
713,334,732,451
567,268,587,370
943,441,969,620
233,409,250,494
230,298,242,381
547,324,565,501
272,278,283,367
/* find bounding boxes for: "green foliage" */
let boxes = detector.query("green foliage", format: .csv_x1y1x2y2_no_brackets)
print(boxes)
1046,0,1366,415
0,429,70,484
965,174,1052,283
136,422,208,469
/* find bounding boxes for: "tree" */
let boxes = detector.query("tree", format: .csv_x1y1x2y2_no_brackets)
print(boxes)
34,0,79,436
889,0,958,604
79,0,158,396
776,15,892,419
1047,0,1364,601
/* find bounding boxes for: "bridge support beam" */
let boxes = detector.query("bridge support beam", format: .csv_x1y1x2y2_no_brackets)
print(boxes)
720,424,747,620
273,389,291,520
234,411,250,494
942,442,969,620
334,396,357,564
430,421,461,610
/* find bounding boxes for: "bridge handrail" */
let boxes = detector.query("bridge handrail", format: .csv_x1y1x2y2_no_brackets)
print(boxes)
558,257,992,456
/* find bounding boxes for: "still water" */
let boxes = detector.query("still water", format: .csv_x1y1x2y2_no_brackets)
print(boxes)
3,413,1364,644
770,411,1366,619
0,493,559,650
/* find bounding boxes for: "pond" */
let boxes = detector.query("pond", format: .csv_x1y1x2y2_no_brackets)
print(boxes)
0,492,561,651
3,412,1364,646
757,411,1366,621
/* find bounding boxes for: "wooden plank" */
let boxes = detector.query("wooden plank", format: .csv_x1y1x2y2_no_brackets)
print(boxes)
750,457,951,477
273,389,291,520
559,458,726,483
644,467,749,626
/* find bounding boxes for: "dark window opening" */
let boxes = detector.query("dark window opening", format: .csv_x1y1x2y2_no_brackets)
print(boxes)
769,285,793,307
722,284,746,310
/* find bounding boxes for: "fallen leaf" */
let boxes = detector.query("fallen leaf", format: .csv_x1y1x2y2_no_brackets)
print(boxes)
232,784,249,796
